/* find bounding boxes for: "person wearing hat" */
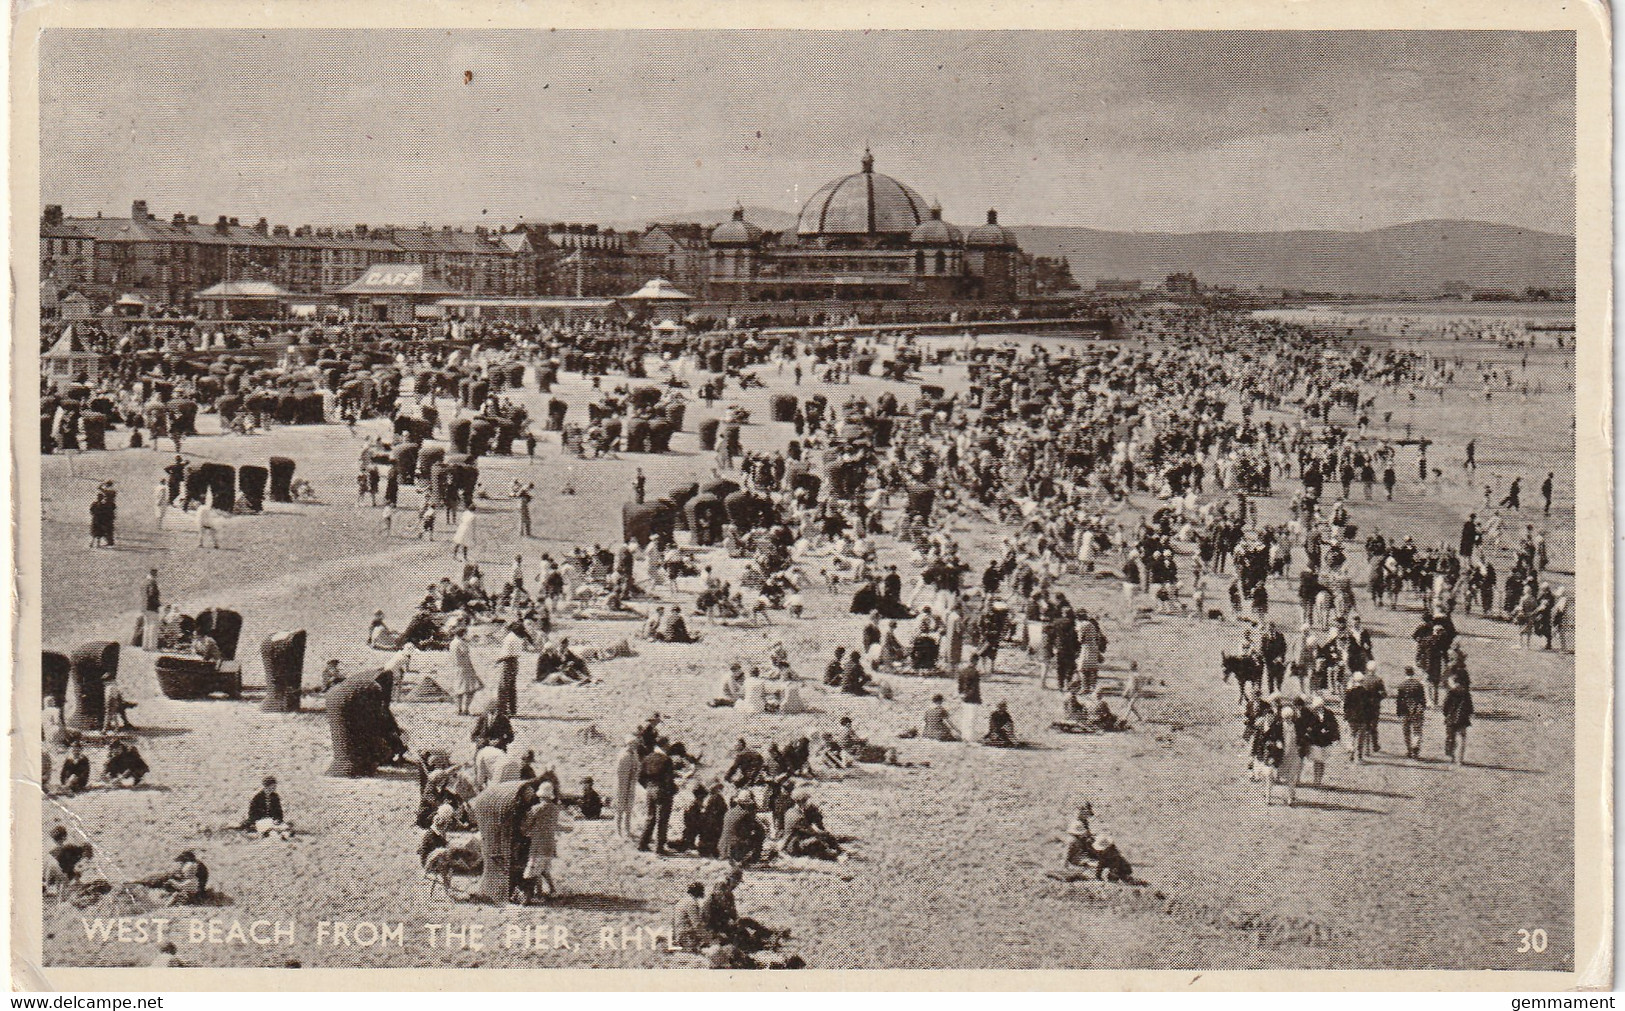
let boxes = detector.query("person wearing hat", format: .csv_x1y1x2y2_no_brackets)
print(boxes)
637,738,678,856
1302,696,1341,786
1342,672,1379,764
1395,665,1429,759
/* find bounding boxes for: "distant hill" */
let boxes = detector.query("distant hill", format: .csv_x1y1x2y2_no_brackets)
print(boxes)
1012,220,1575,296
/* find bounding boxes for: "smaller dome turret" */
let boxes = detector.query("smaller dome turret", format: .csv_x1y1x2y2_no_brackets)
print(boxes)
910,201,963,246
710,204,763,246
966,208,1018,248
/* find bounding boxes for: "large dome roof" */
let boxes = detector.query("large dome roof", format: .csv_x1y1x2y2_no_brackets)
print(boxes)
797,150,928,237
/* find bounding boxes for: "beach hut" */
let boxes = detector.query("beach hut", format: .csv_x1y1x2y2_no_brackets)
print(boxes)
42,325,104,387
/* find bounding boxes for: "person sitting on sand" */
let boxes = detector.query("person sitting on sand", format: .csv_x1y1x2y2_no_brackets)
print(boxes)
472,701,515,751
824,647,846,687
703,866,788,959
242,775,293,838
672,882,716,952
840,650,871,696
781,791,843,861
419,804,457,867
577,777,605,820
917,694,960,742
723,739,765,786
712,664,746,707
102,739,150,788
645,606,666,642
135,850,208,905
835,716,901,765
1088,835,1139,884
536,637,592,685
192,631,223,670
718,792,768,866
982,701,1019,747
1085,690,1129,732
46,826,92,895
59,742,91,794
660,605,700,644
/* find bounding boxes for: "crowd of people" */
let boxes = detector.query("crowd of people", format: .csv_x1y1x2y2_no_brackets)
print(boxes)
42,300,1572,968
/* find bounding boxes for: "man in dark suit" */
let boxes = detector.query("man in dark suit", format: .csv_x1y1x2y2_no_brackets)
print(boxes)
637,740,677,855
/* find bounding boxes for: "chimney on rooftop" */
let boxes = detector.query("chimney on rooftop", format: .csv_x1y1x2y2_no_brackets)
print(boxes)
131,199,148,220
215,215,230,235
254,217,269,235
171,212,187,228
355,224,368,238
188,215,199,225
272,224,290,237
229,217,240,226
42,205,63,227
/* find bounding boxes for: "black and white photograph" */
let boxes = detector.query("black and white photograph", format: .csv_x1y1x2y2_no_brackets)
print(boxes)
15,11,1610,988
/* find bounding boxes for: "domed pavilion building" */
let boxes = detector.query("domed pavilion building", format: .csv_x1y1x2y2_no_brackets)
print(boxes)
707,149,1032,303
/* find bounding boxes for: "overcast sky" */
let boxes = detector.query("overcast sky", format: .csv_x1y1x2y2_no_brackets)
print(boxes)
39,30,1576,234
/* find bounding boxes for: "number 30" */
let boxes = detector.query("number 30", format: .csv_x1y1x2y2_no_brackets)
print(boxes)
1516,928,1549,953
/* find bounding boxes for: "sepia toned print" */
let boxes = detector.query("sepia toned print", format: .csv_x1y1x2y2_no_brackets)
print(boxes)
13,6,1611,990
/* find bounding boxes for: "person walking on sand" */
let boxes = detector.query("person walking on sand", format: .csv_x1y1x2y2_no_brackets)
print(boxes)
1395,666,1428,759
1442,674,1474,767
196,491,221,549
1302,696,1340,787
140,569,162,651
1264,703,1305,807
452,505,476,562
153,476,170,529
516,483,534,538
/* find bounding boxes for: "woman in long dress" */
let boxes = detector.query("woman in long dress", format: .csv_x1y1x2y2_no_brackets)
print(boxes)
615,737,641,839
1267,705,1304,807
451,507,476,562
451,627,482,716
942,608,962,669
